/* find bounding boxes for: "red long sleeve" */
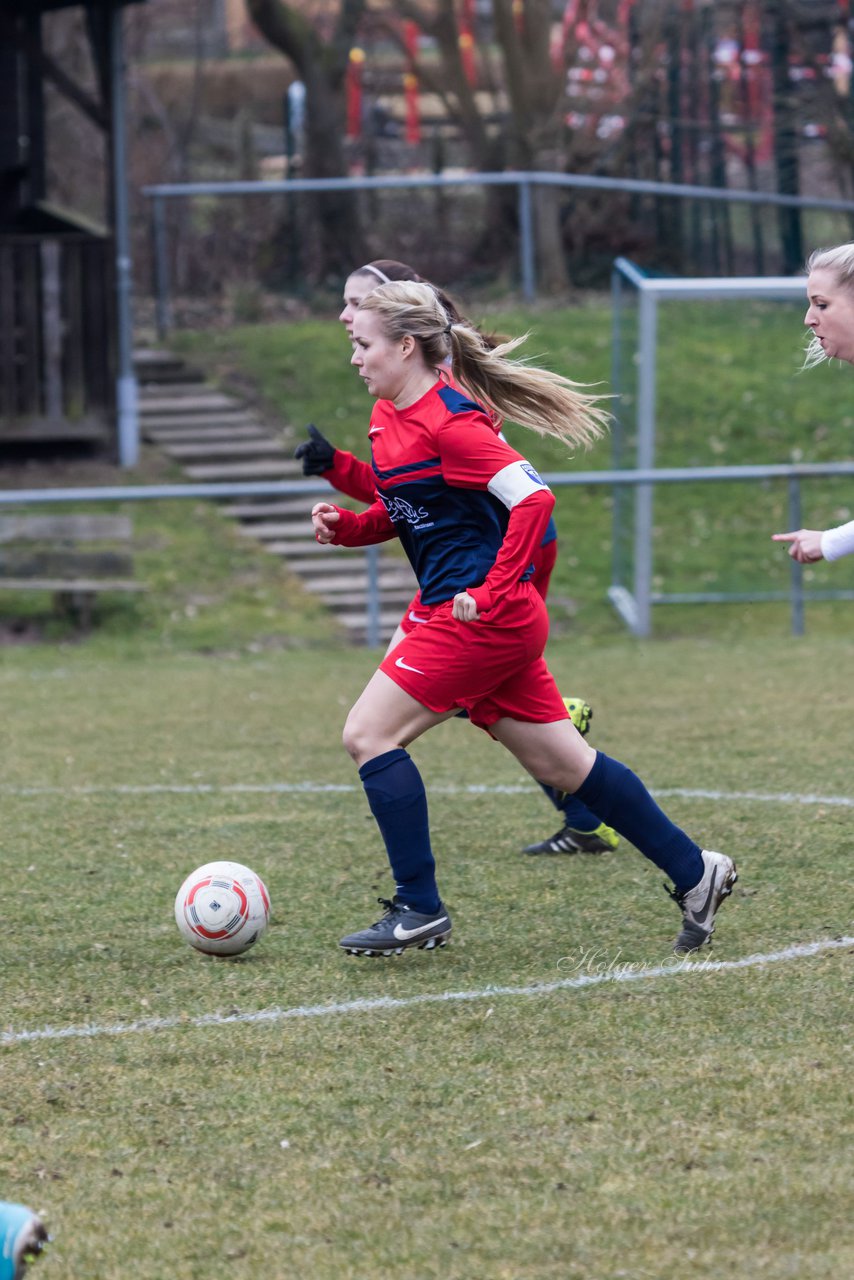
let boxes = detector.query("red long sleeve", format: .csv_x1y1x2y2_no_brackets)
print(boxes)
466,488,555,614
323,450,377,505
326,500,398,547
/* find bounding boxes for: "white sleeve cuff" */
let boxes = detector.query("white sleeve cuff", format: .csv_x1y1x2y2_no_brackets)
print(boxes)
820,520,854,562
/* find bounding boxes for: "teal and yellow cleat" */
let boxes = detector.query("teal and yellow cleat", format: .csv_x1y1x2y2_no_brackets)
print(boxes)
0,1203,48,1280
563,695,593,737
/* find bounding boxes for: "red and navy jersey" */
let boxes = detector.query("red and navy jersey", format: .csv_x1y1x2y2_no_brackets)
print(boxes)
324,446,557,553
328,379,555,611
321,368,558,553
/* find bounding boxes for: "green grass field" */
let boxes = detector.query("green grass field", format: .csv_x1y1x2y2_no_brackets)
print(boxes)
3,635,853,1279
2,297,853,1277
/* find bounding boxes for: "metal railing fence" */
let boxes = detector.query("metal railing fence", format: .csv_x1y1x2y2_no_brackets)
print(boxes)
3,463,854,642
142,170,854,336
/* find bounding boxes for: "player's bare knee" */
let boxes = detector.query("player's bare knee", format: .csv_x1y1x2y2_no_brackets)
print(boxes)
342,711,381,763
341,715,362,761
538,738,597,794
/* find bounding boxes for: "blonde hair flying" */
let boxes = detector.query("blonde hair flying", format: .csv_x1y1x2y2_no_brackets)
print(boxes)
357,281,610,450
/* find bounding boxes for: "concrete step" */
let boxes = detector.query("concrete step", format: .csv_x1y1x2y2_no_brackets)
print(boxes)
222,499,319,519
134,351,199,379
142,419,270,440
281,549,394,570
140,393,244,414
182,460,302,481
299,570,416,593
336,609,405,633
144,424,271,443
264,539,357,557
139,382,237,398
265,542,353,558
160,440,288,461
307,588,413,609
137,368,206,385
239,520,321,540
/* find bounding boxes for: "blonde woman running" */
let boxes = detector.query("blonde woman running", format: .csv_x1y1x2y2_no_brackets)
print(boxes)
311,281,737,957
298,259,619,858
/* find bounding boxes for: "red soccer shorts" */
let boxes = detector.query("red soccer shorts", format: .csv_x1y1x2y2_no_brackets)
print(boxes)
379,580,569,732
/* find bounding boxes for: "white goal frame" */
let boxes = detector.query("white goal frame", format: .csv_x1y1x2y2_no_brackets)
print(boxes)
609,258,826,635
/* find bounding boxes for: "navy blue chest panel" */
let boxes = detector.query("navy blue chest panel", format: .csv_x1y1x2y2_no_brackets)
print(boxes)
436,383,484,416
375,469,511,605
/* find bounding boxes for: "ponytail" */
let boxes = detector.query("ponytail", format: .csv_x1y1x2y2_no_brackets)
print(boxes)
359,282,610,450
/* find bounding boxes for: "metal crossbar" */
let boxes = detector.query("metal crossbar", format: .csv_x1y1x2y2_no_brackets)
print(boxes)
3,462,854,639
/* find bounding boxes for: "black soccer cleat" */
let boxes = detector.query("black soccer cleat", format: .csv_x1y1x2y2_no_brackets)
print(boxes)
339,897,452,957
522,821,620,856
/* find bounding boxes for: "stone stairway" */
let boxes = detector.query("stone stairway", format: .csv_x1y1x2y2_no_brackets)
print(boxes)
135,350,417,643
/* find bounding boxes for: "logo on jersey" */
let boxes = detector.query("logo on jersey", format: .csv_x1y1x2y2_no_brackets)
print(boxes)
521,462,545,487
381,493,431,528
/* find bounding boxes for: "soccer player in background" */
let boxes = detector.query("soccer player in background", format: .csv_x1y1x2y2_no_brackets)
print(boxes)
311,280,738,957
297,258,620,858
0,1202,48,1279
773,241,854,563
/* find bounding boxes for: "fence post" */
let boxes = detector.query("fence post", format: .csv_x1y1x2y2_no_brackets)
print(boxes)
518,178,536,302
788,474,804,636
110,4,139,468
152,196,172,338
610,265,626,596
633,288,658,637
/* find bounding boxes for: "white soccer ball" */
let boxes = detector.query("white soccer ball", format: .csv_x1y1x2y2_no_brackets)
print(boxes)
174,861,271,956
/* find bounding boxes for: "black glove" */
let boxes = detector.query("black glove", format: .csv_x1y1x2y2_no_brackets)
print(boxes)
294,423,336,476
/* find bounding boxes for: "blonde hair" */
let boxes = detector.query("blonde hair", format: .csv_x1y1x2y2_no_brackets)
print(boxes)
357,281,610,450
804,242,854,368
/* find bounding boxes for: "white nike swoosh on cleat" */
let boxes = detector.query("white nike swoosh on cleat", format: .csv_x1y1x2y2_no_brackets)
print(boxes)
395,655,426,675
393,916,449,941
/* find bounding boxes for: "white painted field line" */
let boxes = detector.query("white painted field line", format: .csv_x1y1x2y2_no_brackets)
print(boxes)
2,781,854,807
3,936,851,1049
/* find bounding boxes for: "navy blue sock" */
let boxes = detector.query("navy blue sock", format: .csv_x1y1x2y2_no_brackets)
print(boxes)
538,781,603,832
574,752,704,891
358,748,441,914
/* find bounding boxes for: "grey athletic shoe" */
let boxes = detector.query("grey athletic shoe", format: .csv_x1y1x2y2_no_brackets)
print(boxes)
522,821,620,856
339,896,452,957
667,850,738,954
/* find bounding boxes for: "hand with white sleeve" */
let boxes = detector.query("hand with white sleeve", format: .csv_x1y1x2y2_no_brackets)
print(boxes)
773,519,854,563
771,529,825,563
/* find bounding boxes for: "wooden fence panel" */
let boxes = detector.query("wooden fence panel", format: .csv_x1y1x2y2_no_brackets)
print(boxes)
0,233,116,445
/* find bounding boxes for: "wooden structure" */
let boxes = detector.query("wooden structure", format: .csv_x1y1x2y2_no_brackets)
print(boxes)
0,0,146,449
0,512,146,627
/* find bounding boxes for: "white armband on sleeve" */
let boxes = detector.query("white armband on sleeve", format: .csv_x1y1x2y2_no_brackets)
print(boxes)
487,460,550,510
820,520,854,562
